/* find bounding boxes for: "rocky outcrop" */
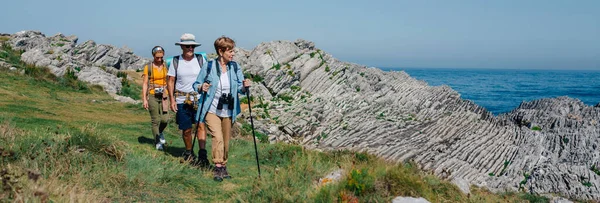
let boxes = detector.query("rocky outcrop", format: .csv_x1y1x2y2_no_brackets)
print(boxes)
6,30,149,95
232,40,600,200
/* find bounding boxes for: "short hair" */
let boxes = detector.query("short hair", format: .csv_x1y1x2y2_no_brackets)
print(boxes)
214,36,235,56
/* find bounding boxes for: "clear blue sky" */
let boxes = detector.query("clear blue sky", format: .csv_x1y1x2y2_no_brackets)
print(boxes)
1,0,599,70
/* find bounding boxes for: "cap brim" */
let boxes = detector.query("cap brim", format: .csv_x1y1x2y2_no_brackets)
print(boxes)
175,42,201,46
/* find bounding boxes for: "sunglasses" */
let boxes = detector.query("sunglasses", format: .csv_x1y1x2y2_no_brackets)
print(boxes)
182,45,196,49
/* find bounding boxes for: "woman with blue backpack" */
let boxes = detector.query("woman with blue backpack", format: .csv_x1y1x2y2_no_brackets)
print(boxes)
193,36,250,182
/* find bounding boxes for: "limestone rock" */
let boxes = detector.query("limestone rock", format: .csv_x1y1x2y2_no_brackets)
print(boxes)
77,67,121,94
451,177,470,195
7,30,149,102
231,39,599,201
392,197,430,203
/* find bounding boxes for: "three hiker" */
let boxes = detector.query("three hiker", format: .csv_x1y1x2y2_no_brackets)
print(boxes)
194,36,251,181
142,46,169,150
166,33,210,166
143,34,251,181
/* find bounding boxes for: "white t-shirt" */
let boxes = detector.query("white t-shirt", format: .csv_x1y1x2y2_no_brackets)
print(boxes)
167,55,203,104
209,70,232,117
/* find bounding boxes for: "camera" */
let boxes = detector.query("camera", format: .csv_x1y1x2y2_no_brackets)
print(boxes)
217,93,234,110
154,87,164,95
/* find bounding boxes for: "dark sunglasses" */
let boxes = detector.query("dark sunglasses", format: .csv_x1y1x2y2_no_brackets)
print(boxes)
182,45,196,48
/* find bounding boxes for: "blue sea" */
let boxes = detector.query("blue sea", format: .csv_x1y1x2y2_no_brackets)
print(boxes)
380,68,600,115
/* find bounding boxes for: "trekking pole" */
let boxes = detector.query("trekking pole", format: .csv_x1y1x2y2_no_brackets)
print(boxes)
191,85,208,159
246,86,261,178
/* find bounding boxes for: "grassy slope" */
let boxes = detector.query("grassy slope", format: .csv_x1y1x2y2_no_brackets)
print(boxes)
0,43,554,202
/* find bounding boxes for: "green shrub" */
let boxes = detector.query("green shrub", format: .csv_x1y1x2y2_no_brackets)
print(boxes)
252,74,264,83
0,36,10,44
287,70,295,77
272,63,281,70
240,96,254,104
591,165,600,176
345,168,374,196
519,173,530,190
240,122,268,143
278,93,293,103
290,85,301,92
531,126,542,131
325,66,330,72
116,71,128,78
519,193,549,203
309,52,316,58
360,72,365,77
499,160,510,176
118,78,141,100
355,87,360,92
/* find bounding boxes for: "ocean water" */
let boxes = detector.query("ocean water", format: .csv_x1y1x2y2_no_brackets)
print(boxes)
380,68,600,115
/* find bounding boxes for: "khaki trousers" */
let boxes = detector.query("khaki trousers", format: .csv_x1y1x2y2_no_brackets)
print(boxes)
205,113,232,164
148,95,169,138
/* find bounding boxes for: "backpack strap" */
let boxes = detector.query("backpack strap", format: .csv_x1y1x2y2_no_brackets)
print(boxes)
173,55,180,77
207,60,213,79
194,53,204,69
146,62,152,95
230,61,240,81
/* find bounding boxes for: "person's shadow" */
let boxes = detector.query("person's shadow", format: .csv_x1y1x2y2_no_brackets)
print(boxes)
137,136,186,158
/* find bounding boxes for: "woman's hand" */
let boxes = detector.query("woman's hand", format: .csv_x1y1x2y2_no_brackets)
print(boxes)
201,83,211,92
143,100,149,110
243,79,251,88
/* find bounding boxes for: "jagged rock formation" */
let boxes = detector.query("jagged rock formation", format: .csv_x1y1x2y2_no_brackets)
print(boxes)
231,40,600,201
6,31,148,94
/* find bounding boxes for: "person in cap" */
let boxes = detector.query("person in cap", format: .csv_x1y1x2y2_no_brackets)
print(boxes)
166,33,210,166
194,36,250,181
142,46,169,150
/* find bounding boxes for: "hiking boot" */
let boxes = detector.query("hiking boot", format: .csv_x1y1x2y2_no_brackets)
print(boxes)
182,150,196,163
159,133,166,144
213,167,224,182
196,149,211,169
222,166,231,179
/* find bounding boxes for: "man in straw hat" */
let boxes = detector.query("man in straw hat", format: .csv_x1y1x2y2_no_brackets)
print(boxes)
167,33,209,166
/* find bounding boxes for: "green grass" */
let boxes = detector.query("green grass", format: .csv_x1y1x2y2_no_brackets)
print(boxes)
531,126,542,131
0,44,558,202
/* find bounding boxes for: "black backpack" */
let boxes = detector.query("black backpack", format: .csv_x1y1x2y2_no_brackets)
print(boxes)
172,54,205,78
